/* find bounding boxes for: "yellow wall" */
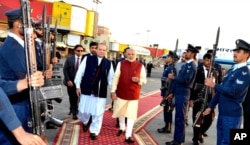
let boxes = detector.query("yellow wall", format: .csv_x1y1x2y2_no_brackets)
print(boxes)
163,49,170,54
52,2,72,29
85,10,97,37
119,44,129,52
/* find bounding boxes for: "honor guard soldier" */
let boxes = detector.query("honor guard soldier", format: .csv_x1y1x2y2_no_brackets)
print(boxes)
0,8,32,145
0,74,45,145
204,39,250,145
158,51,179,134
165,44,199,145
0,8,46,144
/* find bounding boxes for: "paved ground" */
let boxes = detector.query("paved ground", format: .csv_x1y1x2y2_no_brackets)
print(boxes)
46,58,217,145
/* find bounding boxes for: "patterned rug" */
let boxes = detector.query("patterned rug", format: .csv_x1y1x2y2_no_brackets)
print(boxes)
53,90,162,145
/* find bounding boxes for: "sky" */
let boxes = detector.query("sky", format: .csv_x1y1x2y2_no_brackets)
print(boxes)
94,0,250,50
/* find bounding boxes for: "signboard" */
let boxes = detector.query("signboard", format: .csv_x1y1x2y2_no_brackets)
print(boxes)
52,2,72,29
109,42,119,51
67,33,81,46
70,6,87,34
129,45,150,56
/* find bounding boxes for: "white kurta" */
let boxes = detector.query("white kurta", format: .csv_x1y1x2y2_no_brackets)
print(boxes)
74,56,114,116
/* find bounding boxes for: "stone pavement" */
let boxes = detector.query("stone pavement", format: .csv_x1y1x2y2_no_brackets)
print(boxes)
46,59,217,145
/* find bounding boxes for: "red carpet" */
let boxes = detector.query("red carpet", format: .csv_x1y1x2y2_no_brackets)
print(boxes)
53,90,162,145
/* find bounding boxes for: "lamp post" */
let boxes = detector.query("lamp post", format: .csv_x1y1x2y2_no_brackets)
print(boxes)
153,44,159,58
136,33,140,45
93,0,102,11
146,29,150,46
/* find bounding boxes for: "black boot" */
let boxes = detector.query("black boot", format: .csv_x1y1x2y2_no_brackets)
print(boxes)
157,127,169,133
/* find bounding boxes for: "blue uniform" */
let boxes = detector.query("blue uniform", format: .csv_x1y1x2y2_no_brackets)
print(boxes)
209,64,250,145
160,64,177,129
171,60,197,143
0,33,30,145
35,39,44,71
0,88,21,131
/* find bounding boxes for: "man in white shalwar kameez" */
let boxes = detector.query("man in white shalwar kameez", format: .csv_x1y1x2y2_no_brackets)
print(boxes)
111,48,147,143
74,43,114,140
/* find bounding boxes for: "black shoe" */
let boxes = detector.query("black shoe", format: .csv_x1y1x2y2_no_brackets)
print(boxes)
193,141,199,145
157,127,171,133
125,137,135,144
116,130,125,136
46,122,58,129
73,115,78,120
90,133,97,140
165,141,180,145
82,123,88,132
198,137,204,143
192,138,199,145
203,133,208,137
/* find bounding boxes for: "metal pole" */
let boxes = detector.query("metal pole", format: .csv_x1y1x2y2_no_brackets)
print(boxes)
146,29,150,46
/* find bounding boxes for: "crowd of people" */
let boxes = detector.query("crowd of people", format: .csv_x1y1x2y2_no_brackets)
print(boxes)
1,5,250,145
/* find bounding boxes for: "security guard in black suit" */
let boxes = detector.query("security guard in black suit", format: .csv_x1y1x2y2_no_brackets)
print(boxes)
190,53,215,145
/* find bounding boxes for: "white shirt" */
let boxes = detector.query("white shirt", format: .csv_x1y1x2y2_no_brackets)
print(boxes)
232,62,247,71
8,32,24,47
203,66,209,78
74,55,82,67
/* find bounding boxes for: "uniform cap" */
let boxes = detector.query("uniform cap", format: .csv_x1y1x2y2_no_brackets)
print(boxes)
168,51,179,60
233,39,250,51
5,8,22,22
186,44,199,53
195,46,202,51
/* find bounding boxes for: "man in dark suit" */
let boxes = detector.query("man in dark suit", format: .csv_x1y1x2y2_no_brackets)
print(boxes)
190,53,214,145
205,49,222,84
63,44,85,120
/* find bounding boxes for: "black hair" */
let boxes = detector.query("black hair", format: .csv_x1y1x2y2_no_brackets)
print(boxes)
207,49,213,54
89,41,98,47
7,21,15,29
74,44,84,50
203,53,212,59
123,47,130,53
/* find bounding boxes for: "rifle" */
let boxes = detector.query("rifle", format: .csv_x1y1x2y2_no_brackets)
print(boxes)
20,0,47,142
39,5,64,126
52,19,57,60
160,39,178,108
193,27,220,128
42,6,52,78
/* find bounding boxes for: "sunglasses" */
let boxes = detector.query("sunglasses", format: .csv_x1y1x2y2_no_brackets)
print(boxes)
76,50,83,52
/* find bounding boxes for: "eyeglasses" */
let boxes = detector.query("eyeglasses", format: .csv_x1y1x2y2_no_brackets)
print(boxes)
76,50,83,52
